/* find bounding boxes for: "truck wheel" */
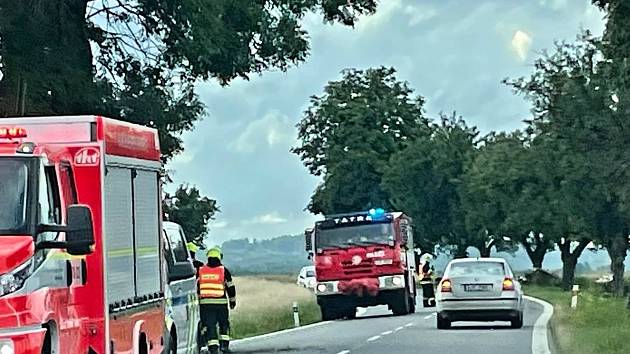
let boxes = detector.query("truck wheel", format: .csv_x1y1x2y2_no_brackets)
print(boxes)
408,296,416,314
320,306,337,321
345,307,357,320
437,313,451,329
391,290,410,316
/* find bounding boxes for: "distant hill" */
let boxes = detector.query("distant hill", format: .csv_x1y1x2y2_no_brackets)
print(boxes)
220,235,310,276
215,234,628,276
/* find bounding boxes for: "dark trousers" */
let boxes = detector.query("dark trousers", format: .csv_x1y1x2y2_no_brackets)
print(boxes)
200,304,230,348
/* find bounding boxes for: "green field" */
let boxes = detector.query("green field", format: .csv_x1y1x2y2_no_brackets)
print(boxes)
230,277,321,339
526,284,630,354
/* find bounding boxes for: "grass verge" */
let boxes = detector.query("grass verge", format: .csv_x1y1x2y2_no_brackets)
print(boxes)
230,277,320,339
526,284,630,354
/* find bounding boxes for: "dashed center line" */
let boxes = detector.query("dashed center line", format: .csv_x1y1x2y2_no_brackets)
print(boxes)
381,330,393,335
337,351,350,354
404,322,414,327
367,335,381,342
394,326,404,332
424,314,434,319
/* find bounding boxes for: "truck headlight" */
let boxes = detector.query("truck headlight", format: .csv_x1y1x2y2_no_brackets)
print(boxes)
392,275,404,287
0,259,32,297
316,284,328,293
0,339,14,354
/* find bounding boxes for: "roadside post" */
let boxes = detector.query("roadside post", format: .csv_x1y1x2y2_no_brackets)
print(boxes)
293,302,300,327
571,285,580,309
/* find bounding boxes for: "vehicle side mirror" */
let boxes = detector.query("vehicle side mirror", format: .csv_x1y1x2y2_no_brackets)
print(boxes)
168,262,196,283
305,228,313,253
65,205,95,256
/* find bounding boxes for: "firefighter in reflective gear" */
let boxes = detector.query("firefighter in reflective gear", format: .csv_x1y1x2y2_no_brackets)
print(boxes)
187,242,205,271
419,254,436,308
198,247,236,354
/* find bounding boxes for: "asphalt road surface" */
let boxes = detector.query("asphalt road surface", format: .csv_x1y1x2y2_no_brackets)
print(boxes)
231,293,546,354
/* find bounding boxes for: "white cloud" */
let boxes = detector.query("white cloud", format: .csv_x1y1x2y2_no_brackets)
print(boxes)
539,0,569,10
244,212,288,225
511,30,533,61
404,5,438,27
356,0,402,32
228,110,294,154
210,221,228,229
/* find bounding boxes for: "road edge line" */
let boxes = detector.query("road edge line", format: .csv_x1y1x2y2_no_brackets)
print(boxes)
232,320,332,344
524,295,554,354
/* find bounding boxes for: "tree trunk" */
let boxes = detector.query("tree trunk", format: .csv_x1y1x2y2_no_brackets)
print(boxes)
607,235,628,297
522,235,547,270
0,0,95,116
559,238,591,291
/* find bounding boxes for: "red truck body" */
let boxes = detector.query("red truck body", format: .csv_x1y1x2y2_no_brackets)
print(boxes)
306,210,417,320
0,116,164,354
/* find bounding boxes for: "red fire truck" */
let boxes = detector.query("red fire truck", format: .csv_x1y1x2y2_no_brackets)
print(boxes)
305,209,417,320
0,116,165,354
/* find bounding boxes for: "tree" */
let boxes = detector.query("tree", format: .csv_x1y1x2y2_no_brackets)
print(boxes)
505,33,630,291
461,132,556,268
163,184,220,244
0,0,380,160
293,67,430,214
383,113,478,254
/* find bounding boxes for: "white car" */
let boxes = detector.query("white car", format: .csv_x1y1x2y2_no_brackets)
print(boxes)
297,266,316,289
162,221,200,354
436,258,524,329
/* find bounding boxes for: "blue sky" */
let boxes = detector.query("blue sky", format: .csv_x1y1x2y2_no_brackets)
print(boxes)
166,0,605,245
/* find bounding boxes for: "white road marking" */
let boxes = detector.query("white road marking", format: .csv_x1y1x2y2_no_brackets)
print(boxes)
394,326,404,332
381,330,393,335
231,320,333,344
404,322,414,327
423,314,433,320
525,295,554,354
337,351,350,354
367,335,381,342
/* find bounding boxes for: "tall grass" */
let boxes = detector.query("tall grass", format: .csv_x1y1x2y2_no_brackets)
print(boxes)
526,285,630,354
230,277,320,339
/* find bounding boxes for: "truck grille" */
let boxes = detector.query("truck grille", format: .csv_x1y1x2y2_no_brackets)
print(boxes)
341,259,373,275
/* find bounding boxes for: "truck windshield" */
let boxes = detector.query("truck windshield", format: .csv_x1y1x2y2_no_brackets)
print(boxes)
316,223,394,249
0,159,29,235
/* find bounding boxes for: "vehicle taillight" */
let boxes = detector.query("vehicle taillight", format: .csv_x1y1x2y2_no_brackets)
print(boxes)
502,278,515,291
440,279,452,293
0,127,27,139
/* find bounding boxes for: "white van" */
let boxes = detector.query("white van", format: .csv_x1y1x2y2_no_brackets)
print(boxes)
163,221,200,354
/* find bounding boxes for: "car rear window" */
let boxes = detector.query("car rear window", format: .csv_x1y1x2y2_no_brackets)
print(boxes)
448,262,505,277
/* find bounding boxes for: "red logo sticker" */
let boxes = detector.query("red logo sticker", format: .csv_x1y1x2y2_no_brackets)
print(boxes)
74,148,100,166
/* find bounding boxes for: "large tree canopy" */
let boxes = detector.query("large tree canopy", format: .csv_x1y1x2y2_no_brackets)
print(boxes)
0,0,378,160
163,184,220,244
292,67,430,214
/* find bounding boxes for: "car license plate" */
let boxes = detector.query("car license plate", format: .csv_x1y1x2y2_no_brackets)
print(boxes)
464,284,492,291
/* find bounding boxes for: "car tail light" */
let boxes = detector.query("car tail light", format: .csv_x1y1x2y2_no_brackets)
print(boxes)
503,278,515,291
440,279,452,293
0,127,27,139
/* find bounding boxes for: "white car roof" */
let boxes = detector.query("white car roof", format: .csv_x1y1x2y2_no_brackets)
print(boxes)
447,257,508,265
163,221,181,230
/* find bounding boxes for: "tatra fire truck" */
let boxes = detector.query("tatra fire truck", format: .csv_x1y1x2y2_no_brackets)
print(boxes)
0,116,165,354
305,209,417,320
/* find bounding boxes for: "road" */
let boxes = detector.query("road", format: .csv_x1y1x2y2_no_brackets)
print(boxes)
231,294,547,354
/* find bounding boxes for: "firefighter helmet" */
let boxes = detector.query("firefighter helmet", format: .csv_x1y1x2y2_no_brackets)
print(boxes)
207,247,222,260
186,242,199,253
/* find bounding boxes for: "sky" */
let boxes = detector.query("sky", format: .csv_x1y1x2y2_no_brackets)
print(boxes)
166,0,606,245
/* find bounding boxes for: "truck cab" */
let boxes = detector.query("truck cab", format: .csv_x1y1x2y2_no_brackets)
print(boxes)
162,221,200,354
0,116,165,354
306,209,417,320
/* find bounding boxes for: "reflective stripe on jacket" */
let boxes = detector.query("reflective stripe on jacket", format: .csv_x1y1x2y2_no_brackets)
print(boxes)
198,265,226,299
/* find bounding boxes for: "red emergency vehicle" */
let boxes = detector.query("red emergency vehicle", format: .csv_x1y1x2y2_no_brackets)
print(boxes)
0,116,165,354
305,209,417,320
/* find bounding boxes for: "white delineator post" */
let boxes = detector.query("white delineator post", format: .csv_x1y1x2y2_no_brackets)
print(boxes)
293,302,300,327
571,285,580,309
